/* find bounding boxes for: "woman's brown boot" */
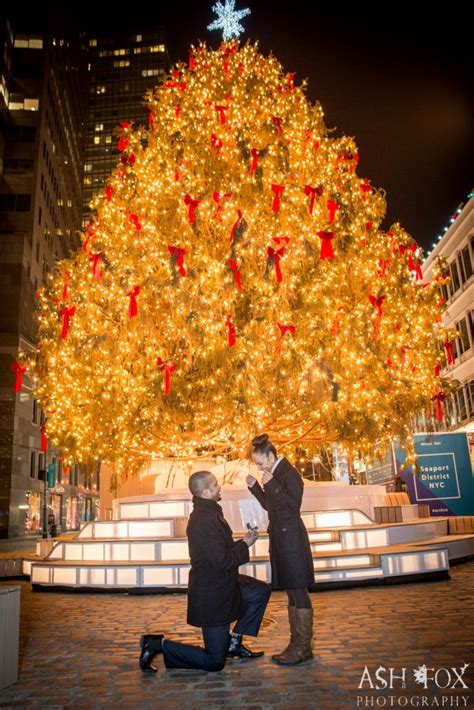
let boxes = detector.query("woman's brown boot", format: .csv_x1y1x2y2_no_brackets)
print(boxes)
271,606,297,661
276,607,313,665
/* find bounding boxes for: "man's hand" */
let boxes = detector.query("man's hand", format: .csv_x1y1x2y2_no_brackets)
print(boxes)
243,529,259,547
246,474,257,487
262,471,273,485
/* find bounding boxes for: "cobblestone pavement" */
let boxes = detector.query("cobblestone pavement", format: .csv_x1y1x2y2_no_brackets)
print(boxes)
1,561,473,709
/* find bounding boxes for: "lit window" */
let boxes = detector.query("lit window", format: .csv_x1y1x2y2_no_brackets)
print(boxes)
84,177,92,186
29,39,43,49
135,35,142,42
67,200,72,208
105,136,112,144
89,39,97,47
14,39,29,48
58,199,64,207
84,164,92,172
95,123,104,132
150,45,165,53
133,47,142,55
96,86,106,94
113,49,128,56
24,98,39,111
94,136,101,145
113,60,130,68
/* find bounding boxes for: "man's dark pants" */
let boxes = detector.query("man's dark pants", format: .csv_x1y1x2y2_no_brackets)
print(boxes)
162,575,271,671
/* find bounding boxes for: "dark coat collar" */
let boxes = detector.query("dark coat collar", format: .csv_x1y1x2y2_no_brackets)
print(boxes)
192,495,223,514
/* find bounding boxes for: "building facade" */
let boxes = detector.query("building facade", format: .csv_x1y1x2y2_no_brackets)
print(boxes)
83,27,169,223
422,193,474,449
0,16,98,538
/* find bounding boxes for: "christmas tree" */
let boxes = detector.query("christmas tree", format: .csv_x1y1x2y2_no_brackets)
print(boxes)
16,41,456,484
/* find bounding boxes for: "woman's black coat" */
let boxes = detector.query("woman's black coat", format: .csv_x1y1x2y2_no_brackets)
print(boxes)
186,495,250,628
248,457,314,590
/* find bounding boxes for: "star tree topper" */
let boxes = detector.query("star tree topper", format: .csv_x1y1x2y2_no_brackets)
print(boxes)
207,0,251,40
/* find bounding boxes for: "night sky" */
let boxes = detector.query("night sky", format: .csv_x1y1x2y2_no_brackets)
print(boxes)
12,2,474,252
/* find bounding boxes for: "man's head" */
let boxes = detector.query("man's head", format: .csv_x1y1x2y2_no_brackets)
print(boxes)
188,470,221,501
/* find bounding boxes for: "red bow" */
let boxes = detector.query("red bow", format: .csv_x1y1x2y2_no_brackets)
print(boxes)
415,259,423,281
168,245,186,276
163,81,187,92
117,136,129,152
40,424,48,453
327,199,340,223
129,213,142,231
434,362,441,378
189,50,197,71
369,294,385,319
214,105,229,125
444,340,455,366
229,210,243,243
228,259,242,291
271,184,285,213
156,357,177,395
60,305,76,340
272,116,283,136
89,252,104,280
105,185,114,202
62,271,70,301
431,392,445,422
399,243,417,270
213,191,232,220
267,247,285,282
250,148,260,176
11,361,27,392
126,286,140,318
175,104,182,118
317,231,335,260
226,315,236,347
148,110,155,130
287,72,294,90
184,194,200,224
277,322,296,338
304,185,318,215
377,259,390,277
360,179,372,199
210,133,223,155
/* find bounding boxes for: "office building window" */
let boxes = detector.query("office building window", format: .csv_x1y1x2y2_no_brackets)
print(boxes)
30,451,37,478
461,245,473,282
449,260,460,294
456,318,471,354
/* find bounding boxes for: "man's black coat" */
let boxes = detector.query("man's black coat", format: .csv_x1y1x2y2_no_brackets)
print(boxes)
186,495,250,628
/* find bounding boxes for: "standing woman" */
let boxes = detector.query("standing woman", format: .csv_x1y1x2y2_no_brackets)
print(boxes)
246,434,314,665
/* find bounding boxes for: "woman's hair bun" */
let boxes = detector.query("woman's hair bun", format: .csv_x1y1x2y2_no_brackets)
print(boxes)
251,433,269,448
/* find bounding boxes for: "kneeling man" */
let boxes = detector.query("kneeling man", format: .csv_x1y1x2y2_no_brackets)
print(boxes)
139,470,271,672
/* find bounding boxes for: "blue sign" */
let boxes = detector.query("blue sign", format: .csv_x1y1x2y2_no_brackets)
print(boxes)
47,463,56,489
394,433,474,516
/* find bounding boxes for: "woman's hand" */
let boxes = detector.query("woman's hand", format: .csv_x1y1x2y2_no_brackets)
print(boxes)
262,471,273,485
246,474,257,487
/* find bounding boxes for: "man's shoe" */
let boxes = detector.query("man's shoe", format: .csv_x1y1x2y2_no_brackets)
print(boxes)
227,633,264,659
139,634,164,673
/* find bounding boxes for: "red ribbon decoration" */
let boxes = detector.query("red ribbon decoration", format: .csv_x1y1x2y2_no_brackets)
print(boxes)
377,259,390,277
444,340,455,365
360,179,372,200
89,252,104,280
277,322,296,338
317,231,335,260
129,213,142,231
434,362,441,378
60,305,76,340
272,116,283,136
272,236,289,246
62,271,70,301
369,294,385,320
400,345,411,364
304,185,318,215
229,210,243,243
271,184,285,213
40,424,47,453
226,315,236,347
287,72,294,90
210,133,223,155
189,50,196,70
104,185,114,202
267,247,285,282
250,148,260,176
117,136,129,152
213,191,232,220
327,199,340,223
168,245,186,276
163,81,187,92
156,357,177,395
432,392,445,422
399,243,417,270
126,285,140,319
184,194,200,224
148,110,155,130
415,259,423,281
214,105,229,125
228,259,242,291
11,361,27,392
175,105,182,118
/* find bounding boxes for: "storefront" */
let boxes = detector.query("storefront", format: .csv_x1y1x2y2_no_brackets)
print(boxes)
65,496,79,531
24,490,42,534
